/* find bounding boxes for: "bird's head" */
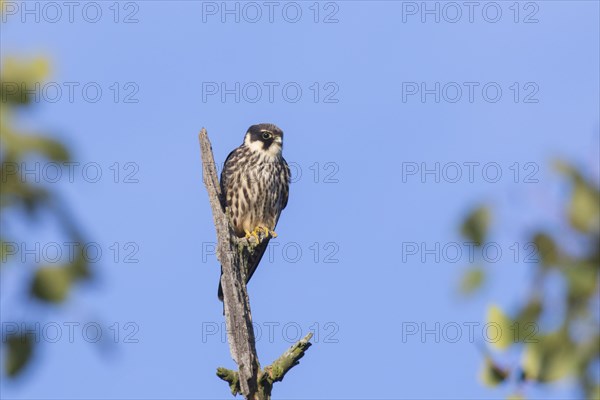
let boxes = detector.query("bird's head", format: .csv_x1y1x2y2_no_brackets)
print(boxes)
244,123,284,157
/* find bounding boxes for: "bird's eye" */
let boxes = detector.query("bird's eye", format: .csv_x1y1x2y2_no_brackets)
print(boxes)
262,132,272,140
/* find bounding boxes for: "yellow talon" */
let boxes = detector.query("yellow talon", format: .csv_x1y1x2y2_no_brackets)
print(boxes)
261,227,276,238
244,229,259,242
248,226,278,241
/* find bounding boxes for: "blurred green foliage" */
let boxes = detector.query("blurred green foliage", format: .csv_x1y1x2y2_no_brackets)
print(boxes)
5,334,33,377
460,205,491,246
1,57,93,376
459,163,600,399
459,266,485,295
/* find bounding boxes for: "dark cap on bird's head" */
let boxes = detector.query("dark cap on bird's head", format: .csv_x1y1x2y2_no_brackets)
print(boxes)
248,123,283,137
245,123,284,153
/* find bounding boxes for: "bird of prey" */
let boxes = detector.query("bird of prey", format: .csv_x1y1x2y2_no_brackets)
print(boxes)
218,123,290,301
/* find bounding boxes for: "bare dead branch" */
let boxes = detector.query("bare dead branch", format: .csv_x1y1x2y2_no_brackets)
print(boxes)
199,128,313,400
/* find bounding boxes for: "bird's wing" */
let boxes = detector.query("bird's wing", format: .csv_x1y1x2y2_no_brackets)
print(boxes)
245,237,270,284
280,157,291,210
217,237,270,301
217,148,240,302
219,148,238,211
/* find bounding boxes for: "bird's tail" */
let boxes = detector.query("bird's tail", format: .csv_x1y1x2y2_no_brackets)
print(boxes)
217,272,224,301
217,238,271,304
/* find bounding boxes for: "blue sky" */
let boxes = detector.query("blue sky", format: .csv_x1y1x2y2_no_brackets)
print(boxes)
1,1,599,399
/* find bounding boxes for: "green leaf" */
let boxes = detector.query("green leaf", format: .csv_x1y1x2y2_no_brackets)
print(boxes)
1,238,15,266
589,385,600,400
5,334,33,377
522,343,541,381
480,357,509,387
565,262,598,301
512,300,542,344
30,266,72,302
532,233,558,267
569,179,600,233
30,136,70,162
487,305,513,350
0,57,50,82
515,299,542,326
539,348,576,382
460,206,490,246
554,160,600,233
0,57,51,106
66,250,91,280
459,267,485,294
11,134,70,162
522,331,577,382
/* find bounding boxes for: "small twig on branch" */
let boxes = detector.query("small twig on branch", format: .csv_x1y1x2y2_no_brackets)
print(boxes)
260,333,313,385
218,333,314,398
216,367,241,395
199,128,313,400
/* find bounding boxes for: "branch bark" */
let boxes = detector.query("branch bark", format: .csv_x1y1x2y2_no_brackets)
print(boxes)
217,332,313,398
199,128,313,399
